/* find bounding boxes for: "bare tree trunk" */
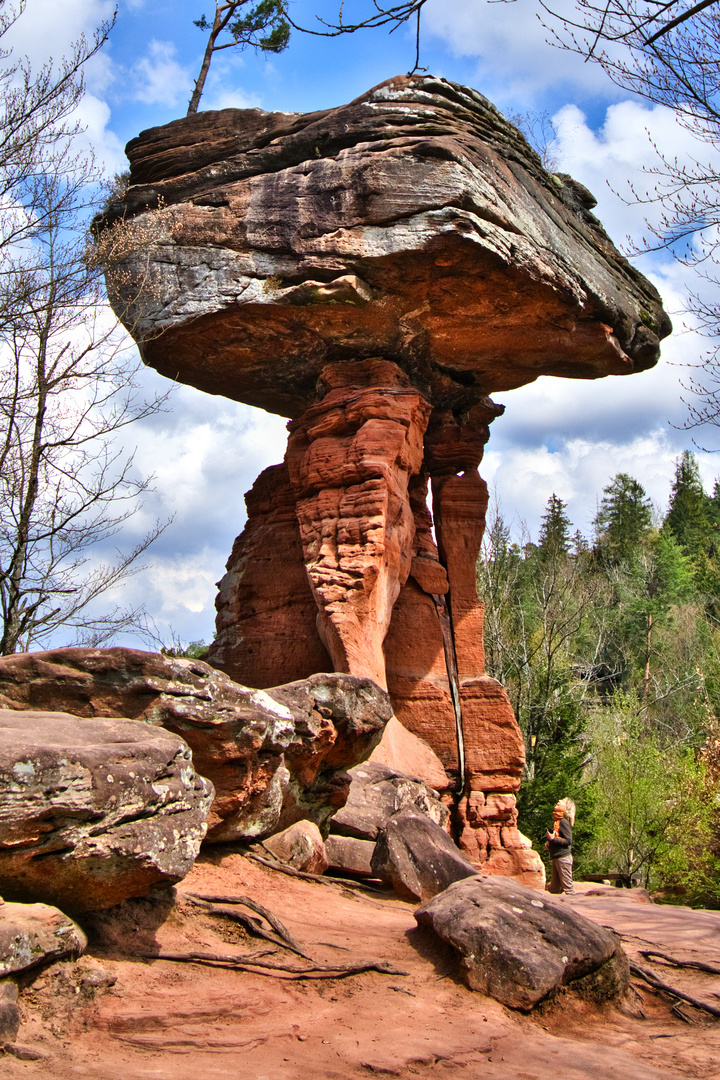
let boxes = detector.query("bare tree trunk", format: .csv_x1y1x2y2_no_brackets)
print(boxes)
187,5,233,115
643,612,653,701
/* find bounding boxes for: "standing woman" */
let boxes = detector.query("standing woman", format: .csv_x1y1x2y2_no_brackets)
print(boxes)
546,798,576,894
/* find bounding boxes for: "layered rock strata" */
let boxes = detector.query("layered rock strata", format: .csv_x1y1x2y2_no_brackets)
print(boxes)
102,75,670,412
0,648,391,843
0,709,213,912
98,74,672,884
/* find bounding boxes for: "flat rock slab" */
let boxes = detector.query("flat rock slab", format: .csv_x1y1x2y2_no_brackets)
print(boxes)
0,901,86,977
415,875,629,1010
562,887,720,963
371,806,477,901
0,709,213,912
102,76,670,418
324,834,376,876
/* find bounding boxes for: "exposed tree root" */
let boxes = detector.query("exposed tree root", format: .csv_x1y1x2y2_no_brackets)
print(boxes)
246,852,393,907
185,892,313,959
639,950,720,976
135,949,409,981
629,963,720,1018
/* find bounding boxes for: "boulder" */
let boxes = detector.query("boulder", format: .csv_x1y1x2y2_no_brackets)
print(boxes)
324,834,376,877
329,761,449,841
414,875,629,1010
0,709,213,912
371,807,477,902
0,900,87,977
261,820,328,874
0,649,392,843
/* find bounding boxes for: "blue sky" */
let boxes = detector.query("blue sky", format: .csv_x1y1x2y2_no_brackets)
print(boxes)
10,0,720,647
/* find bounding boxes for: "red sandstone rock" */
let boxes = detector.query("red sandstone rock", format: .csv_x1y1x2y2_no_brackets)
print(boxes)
261,820,328,874
0,649,391,844
95,74,671,890
0,709,213,912
324,834,375,876
371,807,478,902
368,716,450,793
102,76,670,416
285,360,431,689
208,464,331,687
415,875,629,1010
0,902,87,978
329,761,449,842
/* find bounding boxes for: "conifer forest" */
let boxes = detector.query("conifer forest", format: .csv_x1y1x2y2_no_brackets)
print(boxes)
478,453,720,905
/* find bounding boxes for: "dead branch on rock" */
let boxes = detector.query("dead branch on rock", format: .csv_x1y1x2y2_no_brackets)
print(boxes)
185,893,313,959
135,949,409,980
629,963,720,1018
639,950,720,976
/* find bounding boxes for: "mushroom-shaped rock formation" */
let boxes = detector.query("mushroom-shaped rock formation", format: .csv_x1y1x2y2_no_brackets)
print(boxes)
100,75,670,884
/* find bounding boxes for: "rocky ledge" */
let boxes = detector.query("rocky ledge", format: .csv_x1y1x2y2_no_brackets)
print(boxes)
101,75,669,417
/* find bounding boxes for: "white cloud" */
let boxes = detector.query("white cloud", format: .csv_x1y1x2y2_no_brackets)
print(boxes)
143,551,221,617
73,93,126,175
129,40,193,108
552,101,720,252
202,85,263,111
2,0,115,62
424,0,617,105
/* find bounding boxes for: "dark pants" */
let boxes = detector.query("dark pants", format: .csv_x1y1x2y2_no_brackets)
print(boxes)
549,854,575,894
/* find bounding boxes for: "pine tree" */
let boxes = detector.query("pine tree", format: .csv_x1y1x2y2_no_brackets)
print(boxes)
594,474,653,565
538,494,572,557
664,451,711,568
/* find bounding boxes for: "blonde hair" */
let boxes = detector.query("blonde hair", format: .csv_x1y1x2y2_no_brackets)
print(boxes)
560,798,576,826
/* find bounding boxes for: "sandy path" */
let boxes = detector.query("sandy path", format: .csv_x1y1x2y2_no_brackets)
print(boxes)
2,855,718,1079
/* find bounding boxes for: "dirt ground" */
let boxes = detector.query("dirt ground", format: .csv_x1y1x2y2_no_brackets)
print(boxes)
3,852,720,1079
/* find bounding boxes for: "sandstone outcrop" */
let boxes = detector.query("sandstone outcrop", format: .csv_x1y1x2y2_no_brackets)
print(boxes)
367,716,450,793
415,876,630,1010
0,901,87,980
98,74,672,885
0,709,213,912
0,648,391,843
104,75,669,412
325,761,450,878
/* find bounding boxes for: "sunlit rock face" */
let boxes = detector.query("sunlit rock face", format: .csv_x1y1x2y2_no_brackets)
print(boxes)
100,75,671,885
0,708,213,912
0,649,392,846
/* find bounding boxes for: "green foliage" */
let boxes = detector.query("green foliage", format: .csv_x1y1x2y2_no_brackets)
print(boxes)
516,701,597,876
228,0,290,51
161,639,209,659
665,451,711,561
593,473,653,565
479,464,720,906
587,693,720,902
538,493,571,557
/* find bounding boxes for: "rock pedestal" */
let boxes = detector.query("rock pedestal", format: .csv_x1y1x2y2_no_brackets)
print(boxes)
99,74,672,886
